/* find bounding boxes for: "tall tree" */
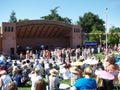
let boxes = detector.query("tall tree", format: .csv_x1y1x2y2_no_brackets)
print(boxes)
9,11,17,22
77,12,105,33
41,7,72,24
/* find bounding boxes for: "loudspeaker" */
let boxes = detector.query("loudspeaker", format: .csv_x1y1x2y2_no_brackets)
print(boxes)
10,48,14,55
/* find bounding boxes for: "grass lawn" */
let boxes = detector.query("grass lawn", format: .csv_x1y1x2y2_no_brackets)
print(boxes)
18,79,70,90
18,87,30,90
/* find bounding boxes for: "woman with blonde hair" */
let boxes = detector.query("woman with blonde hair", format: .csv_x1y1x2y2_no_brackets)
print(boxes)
70,66,81,86
35,79,46,90
71,66,97,90
8,81,18,90
29,67,43,90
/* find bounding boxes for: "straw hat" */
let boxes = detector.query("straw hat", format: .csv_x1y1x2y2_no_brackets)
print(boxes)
70,67,79,74
50,69,58,76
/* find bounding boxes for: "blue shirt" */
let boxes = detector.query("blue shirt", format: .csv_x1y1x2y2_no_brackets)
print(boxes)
73,77,97,90
14,75,24,86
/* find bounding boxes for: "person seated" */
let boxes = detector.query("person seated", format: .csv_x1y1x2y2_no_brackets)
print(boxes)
48,69,60,90
70,66,81,86
70,66,97,90
59,64,70,80
13,69,27,87
35,79,46,90
95,69,115,90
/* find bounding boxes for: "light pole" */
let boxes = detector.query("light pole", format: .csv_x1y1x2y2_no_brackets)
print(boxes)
118,33,120,43
99,34,102,45
105,8,108,58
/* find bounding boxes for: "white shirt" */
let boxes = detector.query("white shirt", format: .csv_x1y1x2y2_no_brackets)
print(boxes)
60,68,70,80
30,74,42,90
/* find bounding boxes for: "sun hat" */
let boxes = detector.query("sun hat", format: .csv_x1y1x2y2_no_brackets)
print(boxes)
70,66,79,74
50,69,58,76
95,70,115,80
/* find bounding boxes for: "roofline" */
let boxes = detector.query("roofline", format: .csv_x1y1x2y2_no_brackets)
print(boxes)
16,20,72,29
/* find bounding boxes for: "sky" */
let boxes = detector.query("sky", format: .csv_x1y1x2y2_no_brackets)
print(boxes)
0,0,120,31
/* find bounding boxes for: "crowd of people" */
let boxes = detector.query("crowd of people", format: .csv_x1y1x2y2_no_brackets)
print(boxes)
0,45,120,90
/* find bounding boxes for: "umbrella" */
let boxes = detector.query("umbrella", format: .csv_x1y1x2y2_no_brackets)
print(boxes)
83,58,98,65
95,70,114,80
71,61,84,66
59,83,70,89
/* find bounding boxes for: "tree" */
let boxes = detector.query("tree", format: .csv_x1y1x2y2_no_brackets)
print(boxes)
89,29,104,44
108,26,120,45
77,12,105,33
41,7,72,24
9,11,17,22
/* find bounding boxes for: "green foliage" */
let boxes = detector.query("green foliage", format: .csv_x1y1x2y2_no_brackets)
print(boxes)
94,53,105,60
77,12,105,33
9,11,17,22
108,26,120,45
109,26,120,32
41,7,72,24
18,19,29,22
89,30,104,44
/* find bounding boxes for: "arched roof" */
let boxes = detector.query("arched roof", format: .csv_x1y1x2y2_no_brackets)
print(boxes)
16,20,72,38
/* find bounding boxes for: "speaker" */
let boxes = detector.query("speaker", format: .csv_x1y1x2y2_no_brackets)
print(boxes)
10,48,14,55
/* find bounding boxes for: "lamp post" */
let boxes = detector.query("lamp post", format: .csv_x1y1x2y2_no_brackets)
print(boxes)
99,34,102,45
118,33,120,43
105,8,108,59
